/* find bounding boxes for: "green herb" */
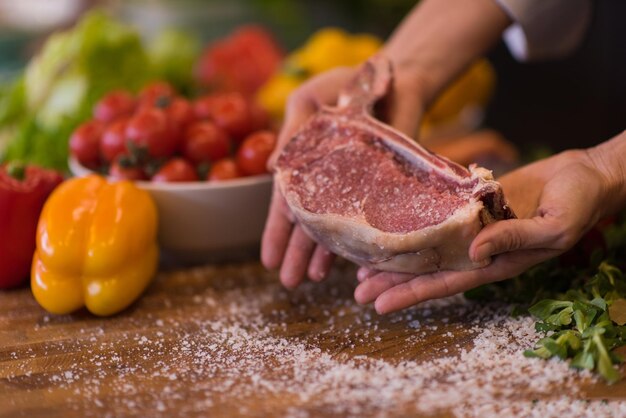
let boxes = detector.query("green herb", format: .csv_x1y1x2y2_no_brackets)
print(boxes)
467,213,626,383
523,261,626,383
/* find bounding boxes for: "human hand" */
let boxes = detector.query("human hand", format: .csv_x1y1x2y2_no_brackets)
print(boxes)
354,148,625,313
261,63,427,288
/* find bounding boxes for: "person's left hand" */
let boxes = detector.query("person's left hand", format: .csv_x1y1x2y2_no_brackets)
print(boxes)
261,63,427,289
354,148,619,314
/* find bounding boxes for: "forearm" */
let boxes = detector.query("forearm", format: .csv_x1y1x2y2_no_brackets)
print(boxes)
587,131,626,217
383,0,511,105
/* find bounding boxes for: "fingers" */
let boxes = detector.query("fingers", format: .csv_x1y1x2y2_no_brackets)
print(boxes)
354,271,414,304
372,67,428,139
387,98,420,138
356,267,377,282
372,248,555,314
261,189,294,270
373,268,492,314
261,186,335,286
280,225,316,289
307,246,335,282
469,216,562,263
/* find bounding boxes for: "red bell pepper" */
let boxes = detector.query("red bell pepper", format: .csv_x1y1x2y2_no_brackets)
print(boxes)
0,163,63,289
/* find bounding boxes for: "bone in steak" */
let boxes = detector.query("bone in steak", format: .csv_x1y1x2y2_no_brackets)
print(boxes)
275,55,514,274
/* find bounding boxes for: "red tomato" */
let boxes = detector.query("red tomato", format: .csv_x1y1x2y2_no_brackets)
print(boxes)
207,92,255,141
126,108,178,158
193,95,217,120
193,94,268,135
152,158,199,182
231,26,284,91
196,25,283,95
236,130,276,175
138,81,176,108
109,156,147,181
100,117,130,163
183,122,230,164
69,120,105,168
209,158,242,181
249,100,270,131
93,90,136,122
167,98,196,136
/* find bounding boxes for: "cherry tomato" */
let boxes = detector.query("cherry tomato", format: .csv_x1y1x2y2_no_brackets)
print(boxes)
109,156,147,181
138,81,176,108
152,158,199,182
249,100,270,132
126,108,178,158
182,122,230,164
236,130,276,175
193,94,267,135
167,98,196,136
94,90,136,122
209,158,242,181
69,120,105,168
100,117,130,163
206,92,255,141
196,25,283,95
193,95,216,120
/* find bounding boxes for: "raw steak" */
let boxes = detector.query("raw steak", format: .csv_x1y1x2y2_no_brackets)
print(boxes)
275,55,514,274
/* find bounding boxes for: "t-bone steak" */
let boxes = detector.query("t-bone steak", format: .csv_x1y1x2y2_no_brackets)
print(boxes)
275,55,515,274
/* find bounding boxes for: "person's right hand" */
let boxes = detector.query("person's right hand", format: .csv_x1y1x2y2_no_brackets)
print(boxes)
353,140,626,314
261,62,427,289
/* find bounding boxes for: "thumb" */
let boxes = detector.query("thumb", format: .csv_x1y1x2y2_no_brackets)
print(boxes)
378,71,427,139
469,217,559,262
384,87,423,139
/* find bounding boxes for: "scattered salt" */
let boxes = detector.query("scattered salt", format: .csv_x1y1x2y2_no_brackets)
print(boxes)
2,264,622,417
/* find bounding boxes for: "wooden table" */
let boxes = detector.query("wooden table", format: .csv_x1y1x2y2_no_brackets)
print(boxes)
1,262,625,417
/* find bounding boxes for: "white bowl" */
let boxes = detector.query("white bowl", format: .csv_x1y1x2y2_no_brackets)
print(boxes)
69,157,272,264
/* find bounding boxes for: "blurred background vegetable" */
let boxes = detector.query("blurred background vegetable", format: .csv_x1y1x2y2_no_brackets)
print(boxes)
0,0,509,173
195,25,283,96
256,27,381,120
0,162,63,289
0,11,198,170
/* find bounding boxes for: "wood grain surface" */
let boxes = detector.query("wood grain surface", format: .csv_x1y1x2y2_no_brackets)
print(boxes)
1,262,625,417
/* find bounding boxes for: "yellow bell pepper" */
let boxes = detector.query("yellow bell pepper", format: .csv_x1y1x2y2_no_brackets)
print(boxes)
257,27,383,120
290,28,355,75
256,73,304,120
349,34,383,65
290,28,383,76
31,175,158,316
421,59,496,136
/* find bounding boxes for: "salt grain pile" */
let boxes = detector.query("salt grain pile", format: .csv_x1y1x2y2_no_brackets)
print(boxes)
1,263,625,417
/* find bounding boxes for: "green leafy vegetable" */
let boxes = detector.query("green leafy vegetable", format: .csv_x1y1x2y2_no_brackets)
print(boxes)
467,213,626,383
609,299,626,326
0,12,149,169
0,11,199,170
148,29,200,95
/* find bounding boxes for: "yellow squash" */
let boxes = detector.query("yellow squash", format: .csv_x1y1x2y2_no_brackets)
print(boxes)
31,175,158,316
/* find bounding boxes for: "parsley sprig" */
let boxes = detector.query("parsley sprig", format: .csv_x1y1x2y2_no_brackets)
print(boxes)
524,261,626,383
466,213,626,383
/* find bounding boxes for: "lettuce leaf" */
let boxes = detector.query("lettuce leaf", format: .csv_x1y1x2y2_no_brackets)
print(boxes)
0,11,153,170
